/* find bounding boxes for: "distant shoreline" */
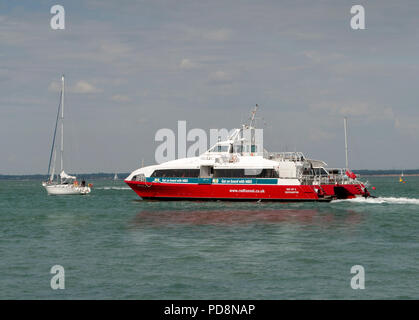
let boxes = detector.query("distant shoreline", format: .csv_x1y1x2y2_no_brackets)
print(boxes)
0,173,130,180
1,170,418,180
359,174,419,177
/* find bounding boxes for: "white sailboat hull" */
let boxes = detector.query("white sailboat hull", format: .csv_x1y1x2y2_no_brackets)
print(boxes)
43,183,91,195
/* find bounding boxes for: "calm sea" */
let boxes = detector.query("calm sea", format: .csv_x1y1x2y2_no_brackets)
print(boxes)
0,177,418,299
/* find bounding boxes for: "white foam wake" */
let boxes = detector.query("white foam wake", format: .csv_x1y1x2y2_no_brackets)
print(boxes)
96,187,131,190
334,197,419,205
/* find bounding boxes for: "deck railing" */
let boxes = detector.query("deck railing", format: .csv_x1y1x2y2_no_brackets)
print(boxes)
300,168,357,185
265,151,305,162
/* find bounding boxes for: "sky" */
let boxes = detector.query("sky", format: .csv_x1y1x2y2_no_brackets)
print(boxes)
1,0,419,174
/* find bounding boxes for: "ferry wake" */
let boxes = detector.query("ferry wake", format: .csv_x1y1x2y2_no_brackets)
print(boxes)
125,105,371,202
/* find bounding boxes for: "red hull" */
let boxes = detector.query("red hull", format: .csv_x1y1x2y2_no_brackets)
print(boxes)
125,180,366,201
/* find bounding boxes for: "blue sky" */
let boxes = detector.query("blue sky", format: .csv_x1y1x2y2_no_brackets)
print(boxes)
1,0,419,174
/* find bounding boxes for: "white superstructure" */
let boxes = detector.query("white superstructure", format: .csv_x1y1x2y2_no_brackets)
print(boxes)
127,106,341,186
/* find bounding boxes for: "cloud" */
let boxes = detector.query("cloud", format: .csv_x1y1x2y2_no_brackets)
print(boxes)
48,81,61,92
309,101,395,121
72,81,101,93
178,27,234,44
111,94,131,102
48,80,102,94
179,58,200,70
97,42,132,63
285,31,325,41
308,128,334,142
207,71,233,85
302,51,345,64
394,116,419,137
203,29,233,41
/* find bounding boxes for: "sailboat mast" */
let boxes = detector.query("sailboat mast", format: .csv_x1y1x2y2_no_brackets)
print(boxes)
60,75,64,177
344,117,349,170
47,88,62,181
51,149,56,182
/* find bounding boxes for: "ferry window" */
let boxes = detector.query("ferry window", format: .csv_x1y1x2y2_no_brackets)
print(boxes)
303,168,314,175
214,169,278,178
313,168,329,176
214,145,229,152
233,145,243,153
150,169,200,178
209,145,229,153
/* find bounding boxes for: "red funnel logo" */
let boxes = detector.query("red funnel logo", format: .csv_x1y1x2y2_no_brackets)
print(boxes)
345,170,357,179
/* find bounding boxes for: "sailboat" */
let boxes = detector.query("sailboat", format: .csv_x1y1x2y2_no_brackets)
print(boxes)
399,171,406,183
42,75,91,195
113,173,118,180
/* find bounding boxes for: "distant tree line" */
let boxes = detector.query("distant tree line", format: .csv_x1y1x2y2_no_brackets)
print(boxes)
353,169,419,176
1,170,419,180
0,173,130,180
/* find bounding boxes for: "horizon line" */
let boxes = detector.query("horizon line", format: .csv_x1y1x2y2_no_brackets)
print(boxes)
1,169,419,176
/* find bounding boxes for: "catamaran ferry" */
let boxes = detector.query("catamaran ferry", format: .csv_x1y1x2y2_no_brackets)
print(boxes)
125,106,371,202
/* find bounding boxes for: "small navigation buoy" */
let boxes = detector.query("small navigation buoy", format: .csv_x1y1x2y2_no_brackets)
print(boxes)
372,186,376,190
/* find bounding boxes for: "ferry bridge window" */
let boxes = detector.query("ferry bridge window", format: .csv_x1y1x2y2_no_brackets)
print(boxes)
313,168,329,176
210,145,230,152
214,168,279,178
233,145,243,153
303,168,314,176
150,169,200,178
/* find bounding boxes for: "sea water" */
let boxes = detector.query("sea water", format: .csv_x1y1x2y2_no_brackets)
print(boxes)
0,177,418,299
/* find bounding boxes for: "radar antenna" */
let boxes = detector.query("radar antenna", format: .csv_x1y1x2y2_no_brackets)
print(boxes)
248,104,259,128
